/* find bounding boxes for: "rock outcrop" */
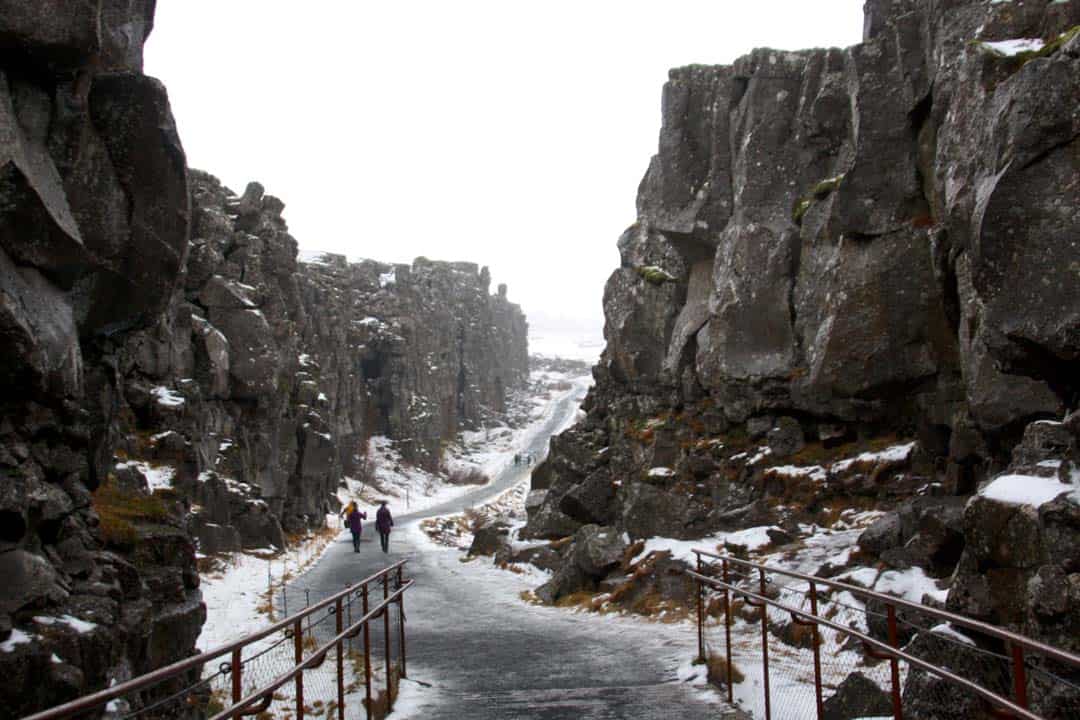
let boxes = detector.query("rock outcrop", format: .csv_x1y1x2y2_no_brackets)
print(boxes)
1,2,203,715
0,4,529,715
525,0,1080,698
117,171,528,549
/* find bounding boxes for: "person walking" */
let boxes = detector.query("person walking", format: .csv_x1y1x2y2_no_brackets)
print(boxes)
346,504,367,553
375,501,394,554
340,500,357,528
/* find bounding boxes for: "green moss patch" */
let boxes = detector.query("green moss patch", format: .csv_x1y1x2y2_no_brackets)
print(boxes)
792,174,844,225
636,265,676,285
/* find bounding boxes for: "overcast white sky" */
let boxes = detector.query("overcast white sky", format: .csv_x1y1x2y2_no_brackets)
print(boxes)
144,1,864,350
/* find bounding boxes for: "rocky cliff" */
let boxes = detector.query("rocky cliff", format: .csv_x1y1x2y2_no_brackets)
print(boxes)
1,1,203,714
0,4,528,715
525,0,1079,689
138,171,528,555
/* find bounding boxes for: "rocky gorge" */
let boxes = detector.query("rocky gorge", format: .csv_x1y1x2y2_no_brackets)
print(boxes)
0,2,528,716
516,0,1080,716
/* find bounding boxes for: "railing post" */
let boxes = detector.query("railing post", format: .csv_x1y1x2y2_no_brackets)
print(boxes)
809,581,824,719
294,617,305,720
722,558,734,704
886,603,903,720
363,583,372,720
231,648,242,705
397,565,408,678
336,597,345,720
759,568,772,720
383,572,392,696
695,553,705,663
346,584,353,654
1011,643,1029,710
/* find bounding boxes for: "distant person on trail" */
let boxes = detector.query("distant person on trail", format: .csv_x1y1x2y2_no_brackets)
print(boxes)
341,500,358,528
346,505,367,553
514,453,520,466
376,501,394,553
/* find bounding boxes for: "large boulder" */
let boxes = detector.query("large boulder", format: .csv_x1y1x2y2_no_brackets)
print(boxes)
0,247,82,400
468,523,511,558
573,524,628,577
823,671,893,720
534,560,593,606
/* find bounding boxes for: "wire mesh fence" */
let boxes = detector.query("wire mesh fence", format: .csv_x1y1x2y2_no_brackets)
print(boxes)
692,552,1080,720
25,562,412,720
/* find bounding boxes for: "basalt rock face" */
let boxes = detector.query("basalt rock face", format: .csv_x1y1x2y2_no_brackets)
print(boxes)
296,251,529,476
138,173,528,543
526,0,1080,648
0,2,203,715
0,4,529,714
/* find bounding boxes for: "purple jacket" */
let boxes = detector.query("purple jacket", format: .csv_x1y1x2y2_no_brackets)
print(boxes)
347,509,366,534
376,506,393,533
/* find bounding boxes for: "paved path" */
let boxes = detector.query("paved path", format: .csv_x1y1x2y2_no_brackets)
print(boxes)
284,382,742,719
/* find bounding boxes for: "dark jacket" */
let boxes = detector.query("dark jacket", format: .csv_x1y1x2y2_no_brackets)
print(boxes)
376,505,393,533
347,509,366,534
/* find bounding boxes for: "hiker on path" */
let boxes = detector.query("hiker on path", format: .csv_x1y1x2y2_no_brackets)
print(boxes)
376,501,394,553
346,504,367,553
340,500,358,527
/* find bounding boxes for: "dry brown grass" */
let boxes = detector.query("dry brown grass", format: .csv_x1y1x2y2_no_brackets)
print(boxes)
92,477,170,548
787,433,901,467
363,662,401,720
706,653,746,687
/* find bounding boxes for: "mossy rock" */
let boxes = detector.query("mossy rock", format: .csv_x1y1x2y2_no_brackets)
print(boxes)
636,265,676,285
792,198,812,225
792,173,844,226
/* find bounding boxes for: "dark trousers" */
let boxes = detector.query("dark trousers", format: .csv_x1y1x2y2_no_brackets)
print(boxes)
351,531,360,552
379,531,390,553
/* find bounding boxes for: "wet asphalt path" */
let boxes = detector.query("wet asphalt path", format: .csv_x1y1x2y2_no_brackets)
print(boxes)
283,381,735,718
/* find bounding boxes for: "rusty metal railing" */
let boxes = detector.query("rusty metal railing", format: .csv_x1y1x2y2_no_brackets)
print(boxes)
23,560,412,720
688,550,1080,720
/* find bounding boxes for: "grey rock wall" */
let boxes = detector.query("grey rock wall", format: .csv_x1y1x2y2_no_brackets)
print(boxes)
0,2,203,715
526,0,1080,667
0,4,528,715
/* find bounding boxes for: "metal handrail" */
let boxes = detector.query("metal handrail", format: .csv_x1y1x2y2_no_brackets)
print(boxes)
23,559,410,720
212,579,414,720
686,569,1043,720
693,549,1080,667
689,550,1080,720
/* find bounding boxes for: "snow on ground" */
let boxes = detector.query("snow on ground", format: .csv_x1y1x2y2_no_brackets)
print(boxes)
32,615,98,634
978,472,1078,507
632,526,780,565
197,526,339,652
150,385,185,407
339,369,591,520
981,37,1044,55
0,628,33,653
392,523,725,719
115,460,175,491
830,442,915,474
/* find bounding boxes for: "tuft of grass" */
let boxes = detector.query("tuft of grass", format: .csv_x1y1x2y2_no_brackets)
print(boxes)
363,662,402,720
92,477,170,548
706,654,746,688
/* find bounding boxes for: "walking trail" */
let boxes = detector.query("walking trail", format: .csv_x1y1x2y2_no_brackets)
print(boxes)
283,384,742,719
